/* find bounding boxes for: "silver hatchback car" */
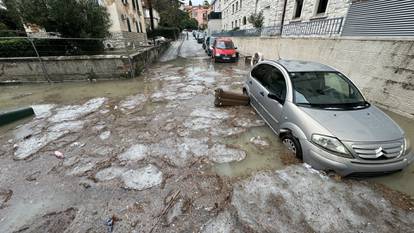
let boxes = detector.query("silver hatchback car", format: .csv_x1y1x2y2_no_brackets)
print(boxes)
244,59,413,176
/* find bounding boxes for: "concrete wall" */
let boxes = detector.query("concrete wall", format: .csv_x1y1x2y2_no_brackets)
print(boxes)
232,36,414,117
0,43,169,83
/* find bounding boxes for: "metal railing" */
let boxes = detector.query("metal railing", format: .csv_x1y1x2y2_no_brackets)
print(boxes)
212,26,281,37
212,17,344,38
282,17,344,36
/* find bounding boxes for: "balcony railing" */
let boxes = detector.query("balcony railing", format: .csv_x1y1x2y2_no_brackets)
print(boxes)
282,17,344,36
212,26,281,37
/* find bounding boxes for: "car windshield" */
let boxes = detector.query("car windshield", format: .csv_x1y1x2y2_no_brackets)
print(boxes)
209,38,216,46
216,41,234,49
290,72,368,109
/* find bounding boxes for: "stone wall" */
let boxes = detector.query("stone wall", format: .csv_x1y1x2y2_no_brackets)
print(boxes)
0,43,169,83
222,0,284,30
232,36,414,117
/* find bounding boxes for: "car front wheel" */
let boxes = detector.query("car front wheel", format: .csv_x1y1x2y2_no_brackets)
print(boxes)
281,133,303,160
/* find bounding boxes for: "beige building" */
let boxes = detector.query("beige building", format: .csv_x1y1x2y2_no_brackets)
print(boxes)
101,0,147,48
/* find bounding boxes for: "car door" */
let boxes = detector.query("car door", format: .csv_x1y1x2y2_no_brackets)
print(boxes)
260,66,287,130
248,64,276,129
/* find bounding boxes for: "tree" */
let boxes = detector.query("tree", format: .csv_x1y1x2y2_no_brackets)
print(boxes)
248,11,264,29
1,0,25,31
189,0,192,6
154,0,194,30
203,0,209,6
15,0,111,38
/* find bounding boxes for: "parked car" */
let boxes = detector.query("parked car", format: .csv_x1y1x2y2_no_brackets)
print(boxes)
211,38,238,63
203,36,210,51
243,59,413,176
206,36,216,56
196,33,205,44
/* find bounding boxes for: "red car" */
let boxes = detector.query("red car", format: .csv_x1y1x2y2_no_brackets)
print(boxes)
211,38,239,63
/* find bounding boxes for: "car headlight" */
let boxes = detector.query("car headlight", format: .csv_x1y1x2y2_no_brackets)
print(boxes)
403,137,411,155
311,134,352,158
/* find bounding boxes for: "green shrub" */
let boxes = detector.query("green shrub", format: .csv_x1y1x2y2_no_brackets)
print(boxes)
0,38,105,57
0,39,35,57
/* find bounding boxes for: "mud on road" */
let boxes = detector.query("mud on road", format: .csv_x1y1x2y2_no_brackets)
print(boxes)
0,38,413,233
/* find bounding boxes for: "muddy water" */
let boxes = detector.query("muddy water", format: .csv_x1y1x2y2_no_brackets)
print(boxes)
0,78,158,110
369,110,414,197
213,126,290,177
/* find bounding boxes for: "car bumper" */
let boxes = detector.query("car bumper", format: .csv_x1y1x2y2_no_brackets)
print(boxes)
301,139,414,176
214,55,237,62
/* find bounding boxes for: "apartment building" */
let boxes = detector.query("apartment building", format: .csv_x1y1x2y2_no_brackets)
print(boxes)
102,0,147,47
187,5,212,29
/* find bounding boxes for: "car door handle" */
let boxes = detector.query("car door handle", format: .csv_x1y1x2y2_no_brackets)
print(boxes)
259,91,264,96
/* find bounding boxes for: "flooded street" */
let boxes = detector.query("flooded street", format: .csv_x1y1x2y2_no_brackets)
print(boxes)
0,37,413,232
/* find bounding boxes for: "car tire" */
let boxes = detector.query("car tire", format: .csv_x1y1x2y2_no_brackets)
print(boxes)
281,133,303,160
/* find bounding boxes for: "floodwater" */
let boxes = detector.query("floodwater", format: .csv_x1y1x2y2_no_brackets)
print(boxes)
1,46,414,198
0,37,413,232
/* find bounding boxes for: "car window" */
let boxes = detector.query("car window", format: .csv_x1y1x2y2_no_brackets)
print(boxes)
264,67,287,102
216,41,234,49
251,64,270,80
290,72,366,108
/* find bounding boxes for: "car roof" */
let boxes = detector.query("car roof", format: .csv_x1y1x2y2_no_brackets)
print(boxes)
216,37,232,41
270,59,337,72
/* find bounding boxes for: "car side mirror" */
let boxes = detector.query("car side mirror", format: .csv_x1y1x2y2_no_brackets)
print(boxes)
268,93,284,104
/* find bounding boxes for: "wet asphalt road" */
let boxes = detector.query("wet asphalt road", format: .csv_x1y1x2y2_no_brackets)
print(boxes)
0,37,413,232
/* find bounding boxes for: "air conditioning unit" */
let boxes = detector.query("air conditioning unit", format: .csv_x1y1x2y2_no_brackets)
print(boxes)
122,0,128,5
121,14,127,20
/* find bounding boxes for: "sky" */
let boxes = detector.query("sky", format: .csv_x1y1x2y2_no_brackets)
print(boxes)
187,0,207,6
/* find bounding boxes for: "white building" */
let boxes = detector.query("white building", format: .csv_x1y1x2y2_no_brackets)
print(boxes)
207,0,222,35
221,0,351,35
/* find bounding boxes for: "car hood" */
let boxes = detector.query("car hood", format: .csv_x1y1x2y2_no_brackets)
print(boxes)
216,48,236,55
300,106,403,142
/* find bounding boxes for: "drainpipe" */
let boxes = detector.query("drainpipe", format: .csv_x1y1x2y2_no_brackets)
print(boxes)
280,0,288,35
148,0,156,45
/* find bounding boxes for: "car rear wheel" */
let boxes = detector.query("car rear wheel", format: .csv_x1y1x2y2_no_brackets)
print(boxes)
281,134,303,160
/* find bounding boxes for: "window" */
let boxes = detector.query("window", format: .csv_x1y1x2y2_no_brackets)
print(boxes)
239,19,241,27
316,0,329,14
139,22,143,32
243,16,247,25
240,0,242,9
290,72,366,108
236,2,238,11
232,21,234,28
126,18,131,32
132,0,136,9
294,0,303,19
136,21,140,32
232,4,234,14
252,64,287,103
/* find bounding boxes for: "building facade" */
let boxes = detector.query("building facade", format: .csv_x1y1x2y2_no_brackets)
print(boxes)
102,0,147,48
221,0,351,37
143,8,160,30
207,0,222,35
187,5,211,29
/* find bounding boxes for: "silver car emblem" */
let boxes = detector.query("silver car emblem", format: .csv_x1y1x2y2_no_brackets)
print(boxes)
375,147,384,157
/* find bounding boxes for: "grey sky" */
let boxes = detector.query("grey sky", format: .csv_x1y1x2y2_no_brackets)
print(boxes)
187,0,207,6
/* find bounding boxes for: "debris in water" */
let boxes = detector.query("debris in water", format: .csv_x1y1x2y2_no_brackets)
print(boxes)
121,164,163,190
54,151,64,159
